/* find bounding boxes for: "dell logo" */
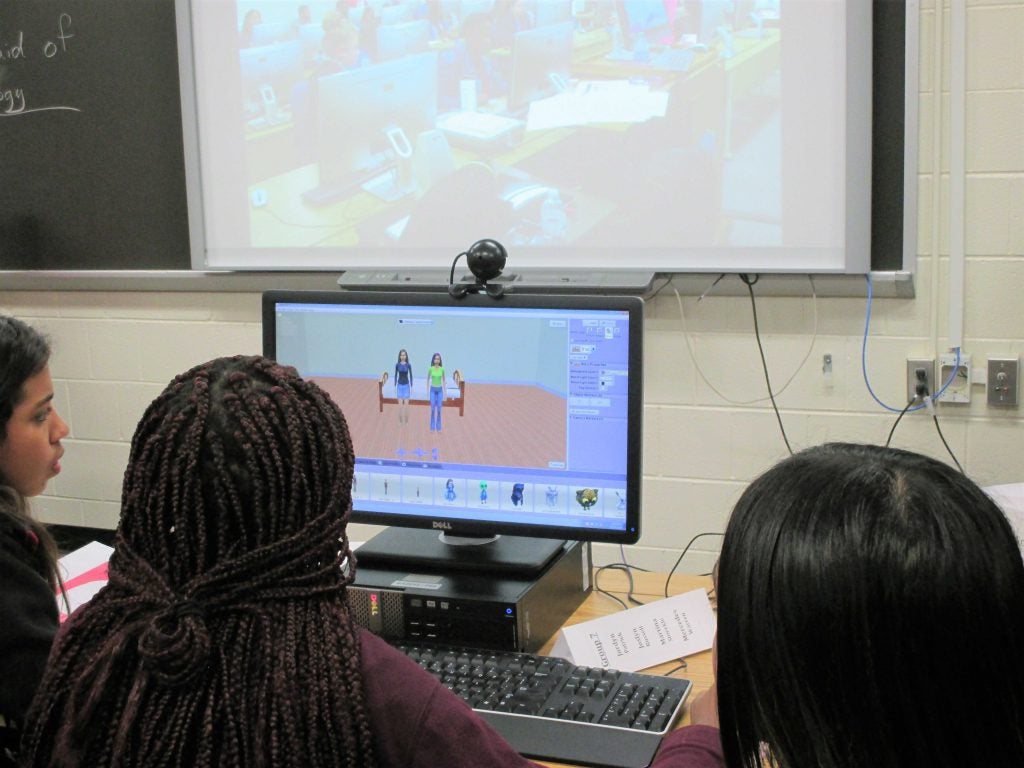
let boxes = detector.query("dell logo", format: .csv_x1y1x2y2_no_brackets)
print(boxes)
432,521,452,530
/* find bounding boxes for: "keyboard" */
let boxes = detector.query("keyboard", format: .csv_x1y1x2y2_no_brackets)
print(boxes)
650,47,696,72
437,111,524,142
395,641,692,768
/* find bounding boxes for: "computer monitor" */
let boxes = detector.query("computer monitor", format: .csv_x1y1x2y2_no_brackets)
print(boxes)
309,50,439,203
239,40,304,116
509,21,575,110
617,0,672,46
698,0,732,45
459,0,496,21
532,0,574,28
262,289,643,575
380,2,419,26
249,20,296,47
297,22,325,64
376,19,431,61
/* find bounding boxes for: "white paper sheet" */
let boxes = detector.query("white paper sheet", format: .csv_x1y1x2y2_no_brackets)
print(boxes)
986,482,1024,550
550,587,715,672
57,541,113,621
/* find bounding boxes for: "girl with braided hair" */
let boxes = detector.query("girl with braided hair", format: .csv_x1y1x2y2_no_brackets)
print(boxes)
20,355,541,768
0,316,69,768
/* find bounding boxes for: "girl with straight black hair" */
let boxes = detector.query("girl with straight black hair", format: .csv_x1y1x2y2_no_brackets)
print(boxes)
657,442,1024,768
0,315,69,767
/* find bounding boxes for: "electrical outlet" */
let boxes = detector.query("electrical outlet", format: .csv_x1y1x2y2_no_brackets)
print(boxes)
938,353,971,404
906,358,934,404
987,357,1020,406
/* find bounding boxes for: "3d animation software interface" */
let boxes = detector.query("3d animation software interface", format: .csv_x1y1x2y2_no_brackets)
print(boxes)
273,301,632,532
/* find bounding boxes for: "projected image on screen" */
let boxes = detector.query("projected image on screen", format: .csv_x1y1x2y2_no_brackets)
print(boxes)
272,299,631,530
184,0,845,271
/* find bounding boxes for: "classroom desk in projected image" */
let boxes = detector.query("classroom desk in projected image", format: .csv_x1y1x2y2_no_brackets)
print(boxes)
535,571,715,768
239,27,769,257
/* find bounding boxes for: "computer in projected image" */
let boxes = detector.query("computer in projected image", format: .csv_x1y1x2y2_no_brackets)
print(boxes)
617,0,673,47
304,50,439,205
376,19,431,61
239,40,303,122
509,21,574,111
698,0,733,45
531,0,574,28
262,289,643,575
248,20,295,47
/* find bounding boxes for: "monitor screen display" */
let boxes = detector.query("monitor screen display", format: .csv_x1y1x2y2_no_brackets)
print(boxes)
262,289,643,557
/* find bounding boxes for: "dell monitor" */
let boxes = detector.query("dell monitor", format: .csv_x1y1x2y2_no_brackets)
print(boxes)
262,289,643,575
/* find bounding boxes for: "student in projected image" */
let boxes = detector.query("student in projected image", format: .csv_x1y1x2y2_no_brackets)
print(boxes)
491,0,535,48
439,12,511,111
290,18,369,164
239,8,263,47
428,0,461,40
427,352,448,433
400,162,515,249
394,348,413,425
356,4,381,62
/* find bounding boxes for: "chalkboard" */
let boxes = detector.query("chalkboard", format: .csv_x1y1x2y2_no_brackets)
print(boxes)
0,0,190,269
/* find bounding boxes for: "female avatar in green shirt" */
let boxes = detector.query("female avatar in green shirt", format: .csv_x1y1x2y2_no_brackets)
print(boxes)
427,353,446,432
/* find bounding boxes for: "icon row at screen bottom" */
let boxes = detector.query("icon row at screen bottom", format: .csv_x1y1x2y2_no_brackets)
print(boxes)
351,472,627,517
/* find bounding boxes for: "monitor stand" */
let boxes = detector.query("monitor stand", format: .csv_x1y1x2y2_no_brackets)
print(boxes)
353,527,566,578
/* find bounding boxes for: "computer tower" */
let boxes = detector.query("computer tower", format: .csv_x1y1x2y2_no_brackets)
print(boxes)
348,540,591,652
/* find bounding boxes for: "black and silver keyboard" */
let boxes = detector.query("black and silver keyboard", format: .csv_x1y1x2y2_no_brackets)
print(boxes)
395,641,692,768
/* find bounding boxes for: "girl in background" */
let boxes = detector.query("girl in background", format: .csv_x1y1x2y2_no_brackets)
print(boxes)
0,316,68,768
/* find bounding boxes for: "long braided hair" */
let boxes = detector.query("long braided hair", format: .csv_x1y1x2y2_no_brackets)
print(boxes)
20,356,378,768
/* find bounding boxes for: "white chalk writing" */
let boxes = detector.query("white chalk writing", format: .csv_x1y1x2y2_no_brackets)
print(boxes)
0,13,82,116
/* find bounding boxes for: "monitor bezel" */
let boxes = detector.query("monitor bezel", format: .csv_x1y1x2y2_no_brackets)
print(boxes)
262,289,644,545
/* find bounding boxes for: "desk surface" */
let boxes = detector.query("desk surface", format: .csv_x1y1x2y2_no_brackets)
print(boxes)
534,570,715,768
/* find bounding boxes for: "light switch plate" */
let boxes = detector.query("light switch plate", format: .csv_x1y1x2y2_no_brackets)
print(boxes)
987,357,1020,407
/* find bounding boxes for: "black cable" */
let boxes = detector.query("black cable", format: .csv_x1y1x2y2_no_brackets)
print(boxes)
740,274,793,455
885,398,916,447
931,412,965,473
448,251,466,287
697,273,726,303
645,275,675,300
662,659,689,676
595,563,646,607
664,532,725,598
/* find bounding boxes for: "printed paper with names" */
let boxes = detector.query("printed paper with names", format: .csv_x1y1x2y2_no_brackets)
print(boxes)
551,588,715,673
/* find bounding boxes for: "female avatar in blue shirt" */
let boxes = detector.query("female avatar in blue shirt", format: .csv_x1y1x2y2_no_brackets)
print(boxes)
394,349,413,425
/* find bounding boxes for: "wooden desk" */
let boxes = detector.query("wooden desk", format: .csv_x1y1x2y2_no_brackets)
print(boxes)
534,570,716,768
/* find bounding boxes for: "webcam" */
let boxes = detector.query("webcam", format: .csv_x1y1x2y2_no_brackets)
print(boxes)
448,239,509,299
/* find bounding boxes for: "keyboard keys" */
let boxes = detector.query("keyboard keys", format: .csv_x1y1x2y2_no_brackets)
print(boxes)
394,641,692,745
